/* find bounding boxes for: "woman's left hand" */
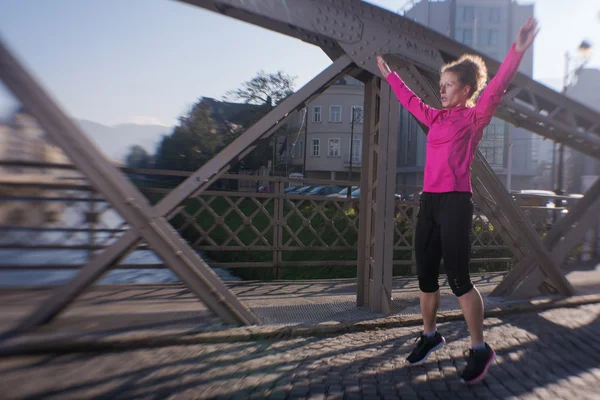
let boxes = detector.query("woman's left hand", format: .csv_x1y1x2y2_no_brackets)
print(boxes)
516,16,539,52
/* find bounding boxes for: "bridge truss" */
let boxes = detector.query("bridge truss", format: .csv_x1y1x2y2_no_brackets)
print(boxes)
1,0,599,330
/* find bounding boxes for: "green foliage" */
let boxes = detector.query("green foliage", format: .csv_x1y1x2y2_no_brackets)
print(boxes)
154,100,220,172
125,145,152,169
152,70,297,173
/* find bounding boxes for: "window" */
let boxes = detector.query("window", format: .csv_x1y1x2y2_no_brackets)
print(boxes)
457,6,474,22
455,29,463,42
351,106,364,123
489,8,501,23
462,29,473,46
296,140,304,158
463,31,473,47
488,29,498,46
481,121,505,167
329,105,342,123
312,106,321,122
328,138,340,157
349,139,361,163
464,6,474,21
311,138,320,156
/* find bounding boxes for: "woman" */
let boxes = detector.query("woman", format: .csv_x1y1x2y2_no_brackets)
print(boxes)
376,17,538,385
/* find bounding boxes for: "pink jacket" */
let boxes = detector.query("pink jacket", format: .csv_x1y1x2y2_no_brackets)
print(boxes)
386,43,524,193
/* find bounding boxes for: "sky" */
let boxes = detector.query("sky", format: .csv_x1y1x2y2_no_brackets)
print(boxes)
0,0,598,127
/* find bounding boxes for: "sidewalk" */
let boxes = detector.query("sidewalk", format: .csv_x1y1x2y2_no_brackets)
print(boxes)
1,303,599,399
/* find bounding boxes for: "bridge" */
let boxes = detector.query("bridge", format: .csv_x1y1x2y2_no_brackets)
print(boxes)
1,0,600,398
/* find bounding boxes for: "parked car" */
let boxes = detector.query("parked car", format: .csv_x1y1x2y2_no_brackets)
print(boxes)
258,185,275,193
511,189,565,226
307,185,343,196
512,190,557,208
284,185,300,193
346,188,402,200
559,193,583,214
327,186,359,198
287,185,314,195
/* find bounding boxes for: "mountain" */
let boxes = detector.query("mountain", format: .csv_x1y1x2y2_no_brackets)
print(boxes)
75,120,173,161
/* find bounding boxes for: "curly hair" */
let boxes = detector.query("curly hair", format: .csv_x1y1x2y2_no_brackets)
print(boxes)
441,54,488,107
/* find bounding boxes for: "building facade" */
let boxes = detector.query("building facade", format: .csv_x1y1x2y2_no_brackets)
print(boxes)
283,76,365,181
564,68,600,193
0,109,70,175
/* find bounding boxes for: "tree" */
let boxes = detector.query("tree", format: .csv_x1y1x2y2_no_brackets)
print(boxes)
225,70,296,107
152,70,297,174
154,100,220,172
125,145,152,169
223,71,297,172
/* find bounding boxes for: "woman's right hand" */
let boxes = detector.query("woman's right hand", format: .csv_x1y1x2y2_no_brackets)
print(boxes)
376,56,392,78
515,16,538,53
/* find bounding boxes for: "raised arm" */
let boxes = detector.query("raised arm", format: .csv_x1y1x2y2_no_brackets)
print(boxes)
474,17,537,125
377,56,437,127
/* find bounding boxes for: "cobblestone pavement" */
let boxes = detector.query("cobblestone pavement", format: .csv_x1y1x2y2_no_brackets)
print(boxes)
2,304,600,399
0,275,505,337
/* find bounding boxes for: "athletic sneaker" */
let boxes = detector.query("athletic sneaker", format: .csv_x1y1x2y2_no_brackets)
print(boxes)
460,343,496,385
405,331,446,365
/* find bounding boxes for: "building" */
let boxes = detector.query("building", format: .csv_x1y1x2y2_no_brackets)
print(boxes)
401,0,537,190
0,108,77,227
530,68,600,193
0,108,72,174
564,68,600,193
283,76,364,181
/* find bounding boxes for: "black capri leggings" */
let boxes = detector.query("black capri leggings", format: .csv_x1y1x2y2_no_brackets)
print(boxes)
415,191,474,297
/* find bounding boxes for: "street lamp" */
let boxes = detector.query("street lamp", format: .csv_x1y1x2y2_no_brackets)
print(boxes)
554,40,593,193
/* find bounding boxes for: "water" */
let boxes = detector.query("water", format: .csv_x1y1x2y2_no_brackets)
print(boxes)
0,203,241,287
0,248,241,287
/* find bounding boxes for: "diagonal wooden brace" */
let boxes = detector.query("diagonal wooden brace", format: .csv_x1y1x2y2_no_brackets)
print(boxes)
0,37,354,330
506,177,600,298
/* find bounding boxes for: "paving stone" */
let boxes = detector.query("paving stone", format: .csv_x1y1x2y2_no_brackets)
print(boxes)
1,304,599,399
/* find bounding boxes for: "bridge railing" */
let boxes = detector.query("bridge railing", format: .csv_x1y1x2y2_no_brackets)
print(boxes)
0,161,595,279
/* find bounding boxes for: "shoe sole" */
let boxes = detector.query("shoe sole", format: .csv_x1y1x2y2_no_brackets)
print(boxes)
405,337,446,366
461,348,496,386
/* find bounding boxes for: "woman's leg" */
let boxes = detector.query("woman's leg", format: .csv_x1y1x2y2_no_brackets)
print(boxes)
414,194,443,333
457,286,484,347
439,192,494,384
405,193,446,366
438,193,481,345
